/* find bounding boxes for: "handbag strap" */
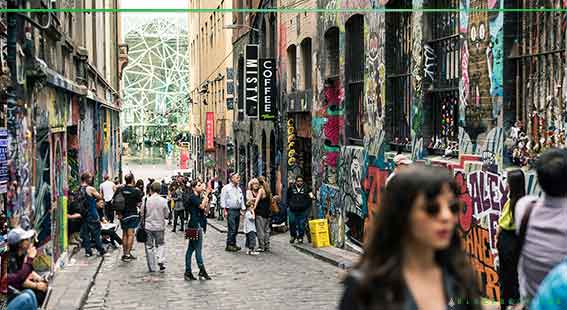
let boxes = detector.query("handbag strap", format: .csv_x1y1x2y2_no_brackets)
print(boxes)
142,197,148,229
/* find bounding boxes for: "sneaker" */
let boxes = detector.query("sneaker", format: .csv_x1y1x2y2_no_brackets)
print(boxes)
126,254,137,260
256,248,265,252
184,272,197,281
85,252,93,258
158,263,166,273
247,250,260,256
297,238,304,244
121,255,130,262
234,245,242,251
290,238,295,244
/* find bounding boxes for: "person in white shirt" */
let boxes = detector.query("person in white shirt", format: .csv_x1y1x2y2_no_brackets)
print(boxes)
141,182,170,273
99,175,116,223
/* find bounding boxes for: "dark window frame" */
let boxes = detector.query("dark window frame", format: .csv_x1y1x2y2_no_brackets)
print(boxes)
385,1,412,146
345,14,365,145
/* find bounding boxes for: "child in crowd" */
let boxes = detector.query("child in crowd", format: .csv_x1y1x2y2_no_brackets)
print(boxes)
244,205,259,256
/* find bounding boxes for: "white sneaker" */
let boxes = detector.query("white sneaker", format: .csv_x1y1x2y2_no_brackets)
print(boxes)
247,250,259,256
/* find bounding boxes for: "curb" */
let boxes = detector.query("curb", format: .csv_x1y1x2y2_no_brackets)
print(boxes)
292,244,355,270
46,255,105,310
78,256,105,309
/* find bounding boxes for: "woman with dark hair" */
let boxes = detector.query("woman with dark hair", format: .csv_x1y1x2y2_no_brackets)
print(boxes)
254,176,272,252
340,166,480,310
136,179,145,195
495,169,526,309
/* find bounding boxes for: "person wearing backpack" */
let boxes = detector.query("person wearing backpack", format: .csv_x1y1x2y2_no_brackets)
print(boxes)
116,173,143,262
78,172,107,257
514,149,567,304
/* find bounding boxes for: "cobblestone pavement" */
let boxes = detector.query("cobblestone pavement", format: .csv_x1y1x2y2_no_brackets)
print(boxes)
82,225,344,310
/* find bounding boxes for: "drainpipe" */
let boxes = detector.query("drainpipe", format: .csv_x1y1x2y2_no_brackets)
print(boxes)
6,0,21,214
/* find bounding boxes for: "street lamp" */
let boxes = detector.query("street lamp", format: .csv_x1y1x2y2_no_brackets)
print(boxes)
223,24,260,33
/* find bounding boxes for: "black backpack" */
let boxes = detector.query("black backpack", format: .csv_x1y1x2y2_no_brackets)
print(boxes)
75,186,89,218
113,187,126,214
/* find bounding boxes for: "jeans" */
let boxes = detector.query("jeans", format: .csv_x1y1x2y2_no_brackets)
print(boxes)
105,202,115,223
81,221,105,255
245,231,257,250
185,228,204,273
173,210,185,232
289,210,308,239
7,289,37,310
145,230,166,272
226,209,241,247
255,215,271,250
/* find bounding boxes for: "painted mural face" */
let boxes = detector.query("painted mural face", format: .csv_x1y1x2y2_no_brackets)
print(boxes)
408,183,458,250
350,155,363,207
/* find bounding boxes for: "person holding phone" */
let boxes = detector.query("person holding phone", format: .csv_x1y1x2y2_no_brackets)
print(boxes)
7,228,48,307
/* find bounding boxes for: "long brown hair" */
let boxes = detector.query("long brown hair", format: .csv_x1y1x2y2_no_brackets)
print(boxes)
258,176,272,202
350,166,480,308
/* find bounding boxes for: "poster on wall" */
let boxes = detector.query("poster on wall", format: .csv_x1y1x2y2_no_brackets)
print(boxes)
0,128,8,193
227,67,234,110
244,44,259,118
205,112,215,152
259,58,276,121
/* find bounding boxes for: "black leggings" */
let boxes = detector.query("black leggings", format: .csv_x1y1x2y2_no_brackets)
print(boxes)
497,229,520,309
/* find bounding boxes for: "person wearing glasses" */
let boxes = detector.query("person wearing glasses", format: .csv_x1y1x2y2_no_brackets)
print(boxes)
340,166,481,310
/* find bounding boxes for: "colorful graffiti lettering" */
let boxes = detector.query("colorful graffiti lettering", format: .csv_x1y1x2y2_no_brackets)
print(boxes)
319,184,344,247
461,225,500,301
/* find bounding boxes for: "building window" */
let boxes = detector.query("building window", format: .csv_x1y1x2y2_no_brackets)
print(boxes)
385,0,412,146
345,15,364,144
506,0,566,166
424,0,460,153
324,27,340,79
301,38,312,90
287,45,297,92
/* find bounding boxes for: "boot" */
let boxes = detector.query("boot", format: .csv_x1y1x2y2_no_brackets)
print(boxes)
198,266,211,280
184,272,197,281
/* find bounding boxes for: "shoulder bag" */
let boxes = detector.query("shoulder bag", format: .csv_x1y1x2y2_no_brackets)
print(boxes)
136,198,148,243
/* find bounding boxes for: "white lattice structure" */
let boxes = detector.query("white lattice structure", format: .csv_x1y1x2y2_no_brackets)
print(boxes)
122,17,190,132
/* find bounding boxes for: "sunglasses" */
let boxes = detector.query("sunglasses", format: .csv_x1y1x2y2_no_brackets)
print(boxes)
425,200,462,217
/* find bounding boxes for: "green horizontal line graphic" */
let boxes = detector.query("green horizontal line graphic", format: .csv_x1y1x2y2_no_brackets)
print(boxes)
2,8,567,13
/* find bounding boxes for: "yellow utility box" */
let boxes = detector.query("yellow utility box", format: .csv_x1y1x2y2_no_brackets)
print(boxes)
309,219,331,248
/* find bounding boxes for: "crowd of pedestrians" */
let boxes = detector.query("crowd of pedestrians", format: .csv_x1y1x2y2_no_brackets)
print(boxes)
6,147,567,310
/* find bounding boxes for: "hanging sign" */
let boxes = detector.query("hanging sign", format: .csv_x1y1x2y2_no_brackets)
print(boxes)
205,112,215,152
0,128,9,193
259,58,276,120
244,44,259,118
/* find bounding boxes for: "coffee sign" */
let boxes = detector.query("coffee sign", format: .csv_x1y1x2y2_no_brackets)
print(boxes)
259,59,276,120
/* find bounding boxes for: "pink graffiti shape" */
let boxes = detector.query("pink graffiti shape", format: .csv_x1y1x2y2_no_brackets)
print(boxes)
324,117,342,145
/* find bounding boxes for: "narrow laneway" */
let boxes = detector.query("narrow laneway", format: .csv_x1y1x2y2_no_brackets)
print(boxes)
82,224,343,310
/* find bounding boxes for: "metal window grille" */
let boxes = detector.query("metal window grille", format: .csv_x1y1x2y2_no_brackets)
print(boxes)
345,15,365,144
425,0,460,149
385,0,412,144
509,0,565,152
324,27,340,79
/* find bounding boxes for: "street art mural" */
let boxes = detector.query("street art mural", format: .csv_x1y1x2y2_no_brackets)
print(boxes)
337,146,366,244
79,102,95,174
312,79,345,190
459,0,504,156
318,184,344,247
410,0,424,161
50,132,68,266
